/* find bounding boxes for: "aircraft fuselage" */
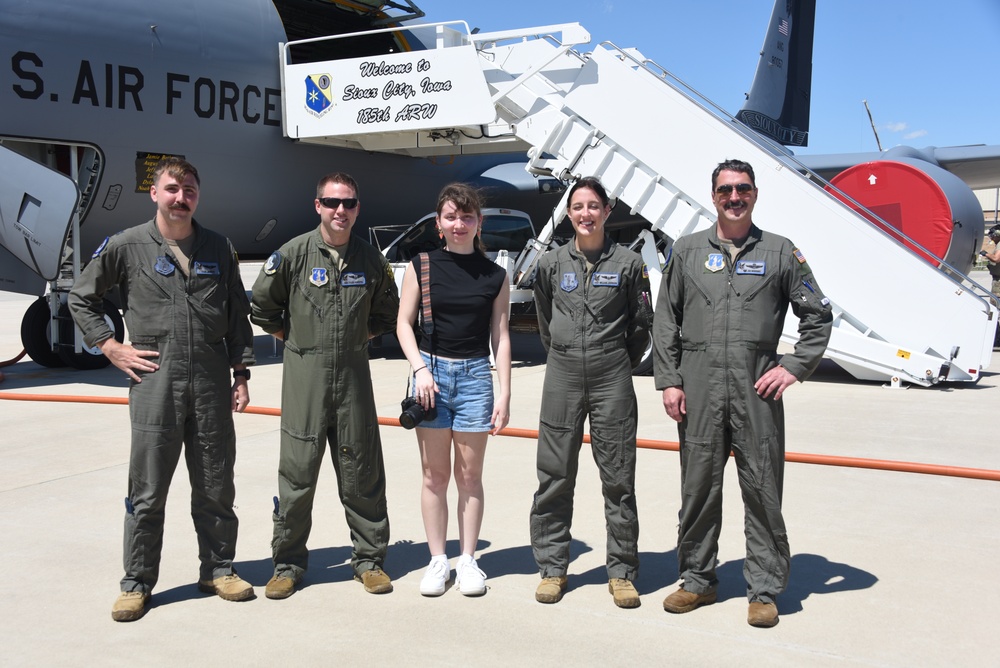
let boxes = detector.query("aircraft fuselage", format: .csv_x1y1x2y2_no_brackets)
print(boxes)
0,0,538,273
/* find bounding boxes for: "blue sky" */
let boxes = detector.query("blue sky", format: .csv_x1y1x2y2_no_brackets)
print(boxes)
419,0,1000,156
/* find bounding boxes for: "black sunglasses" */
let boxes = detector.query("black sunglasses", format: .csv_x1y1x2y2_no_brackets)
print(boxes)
318,196,359,210
715,183,755,196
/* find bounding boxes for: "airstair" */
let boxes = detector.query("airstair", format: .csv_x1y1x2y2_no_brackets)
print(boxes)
280,22,998,385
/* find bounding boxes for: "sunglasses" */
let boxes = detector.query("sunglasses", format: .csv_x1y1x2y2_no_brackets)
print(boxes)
318,196,359,210
714,183,755,196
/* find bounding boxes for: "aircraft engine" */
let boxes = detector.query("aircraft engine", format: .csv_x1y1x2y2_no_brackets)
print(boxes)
825,158,983,276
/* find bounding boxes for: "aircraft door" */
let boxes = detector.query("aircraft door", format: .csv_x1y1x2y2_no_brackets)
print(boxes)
0,145,80,283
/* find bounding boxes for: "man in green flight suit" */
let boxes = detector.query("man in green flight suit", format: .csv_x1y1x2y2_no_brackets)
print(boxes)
69,157,256,622
251,172,399,599
653,159,832,628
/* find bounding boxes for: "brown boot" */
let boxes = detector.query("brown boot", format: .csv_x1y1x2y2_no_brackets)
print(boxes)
111,591,149,622
748,601,779,627
535,576,568,604
608,578,641,608
265,575,299,600
662,586,717,613
198,574,255,601
355,567,393,594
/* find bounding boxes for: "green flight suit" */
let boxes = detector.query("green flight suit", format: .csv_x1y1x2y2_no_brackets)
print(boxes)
68,220,255,593
653,223,832,604
530,237,652,581
251,228,399,580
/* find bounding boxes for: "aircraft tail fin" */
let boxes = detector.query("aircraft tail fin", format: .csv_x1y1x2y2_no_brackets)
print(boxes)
736,0,816,147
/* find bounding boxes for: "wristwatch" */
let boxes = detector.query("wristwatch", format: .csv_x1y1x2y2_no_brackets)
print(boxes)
233,369,251,380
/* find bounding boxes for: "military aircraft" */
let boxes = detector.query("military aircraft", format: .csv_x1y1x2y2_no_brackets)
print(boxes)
0,0,562,369
736,0,998,273
3,0,998,373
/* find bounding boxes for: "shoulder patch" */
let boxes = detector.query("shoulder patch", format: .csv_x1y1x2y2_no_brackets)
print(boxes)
263,251,282,275
793,248,807,264
92,236,110,259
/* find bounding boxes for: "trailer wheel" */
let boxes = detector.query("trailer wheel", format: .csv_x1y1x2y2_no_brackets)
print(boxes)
58,300,125,370
20,297,66,368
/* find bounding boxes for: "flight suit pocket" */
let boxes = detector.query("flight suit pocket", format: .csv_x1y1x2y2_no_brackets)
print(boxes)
133,267,173,339
285,281,324,352
678,437,717,500
592,283,628,325
590,415,635,475
537,419,575,477
190,278,227,343
128,374,175,427
337,425,377,498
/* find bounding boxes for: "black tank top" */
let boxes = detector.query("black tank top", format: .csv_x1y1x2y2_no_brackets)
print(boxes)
413,249,505,358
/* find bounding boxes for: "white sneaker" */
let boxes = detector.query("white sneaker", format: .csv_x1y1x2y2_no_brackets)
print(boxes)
455,555,487,596
419,558,450,597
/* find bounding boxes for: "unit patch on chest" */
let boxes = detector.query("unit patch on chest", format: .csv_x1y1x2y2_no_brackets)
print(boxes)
560,272,579,292
341,272,366,287
154,257,175,276
735,260,765,275
704,253,724,273
592,272,620,287
310,267,329,286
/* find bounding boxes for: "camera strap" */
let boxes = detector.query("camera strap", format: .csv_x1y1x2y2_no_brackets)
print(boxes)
407,252,435,398
418,252,434,337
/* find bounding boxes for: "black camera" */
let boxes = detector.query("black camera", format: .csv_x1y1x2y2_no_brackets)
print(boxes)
399,396,437,430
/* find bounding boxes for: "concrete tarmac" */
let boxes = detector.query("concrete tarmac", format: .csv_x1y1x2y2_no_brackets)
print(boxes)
2,268,999,667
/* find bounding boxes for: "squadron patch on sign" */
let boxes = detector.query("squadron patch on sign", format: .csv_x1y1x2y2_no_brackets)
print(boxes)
310,267,328,286
154,256,175,276
341,272,366,287
305,73,333,118
263,251,282,275
704,253,724,273
560,272,579,292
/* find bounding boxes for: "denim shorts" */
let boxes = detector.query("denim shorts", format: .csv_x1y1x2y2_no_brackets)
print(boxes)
414,352,494,432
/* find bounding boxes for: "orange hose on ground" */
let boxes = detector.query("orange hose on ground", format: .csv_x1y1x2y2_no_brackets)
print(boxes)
0,349,27,368
2,391,999,482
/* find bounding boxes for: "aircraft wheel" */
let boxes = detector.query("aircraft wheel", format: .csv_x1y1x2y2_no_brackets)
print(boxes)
57,300,125,370
632,340,654,376
20,297,66,368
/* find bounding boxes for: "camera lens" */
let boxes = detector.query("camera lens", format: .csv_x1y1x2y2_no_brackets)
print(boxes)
399,397,425,430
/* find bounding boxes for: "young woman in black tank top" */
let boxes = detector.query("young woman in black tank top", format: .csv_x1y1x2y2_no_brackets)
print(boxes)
396,183,511,597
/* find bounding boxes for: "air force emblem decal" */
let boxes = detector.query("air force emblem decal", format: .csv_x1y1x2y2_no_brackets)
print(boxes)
305,74,333,118
154,256,175,276
705,253,724,273
309,267,329,287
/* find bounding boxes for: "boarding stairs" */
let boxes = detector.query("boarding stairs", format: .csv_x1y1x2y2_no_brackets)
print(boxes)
280,22,998,385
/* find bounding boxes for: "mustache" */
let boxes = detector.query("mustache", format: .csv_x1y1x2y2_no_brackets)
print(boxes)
724,201,746,210
169,203,191,211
